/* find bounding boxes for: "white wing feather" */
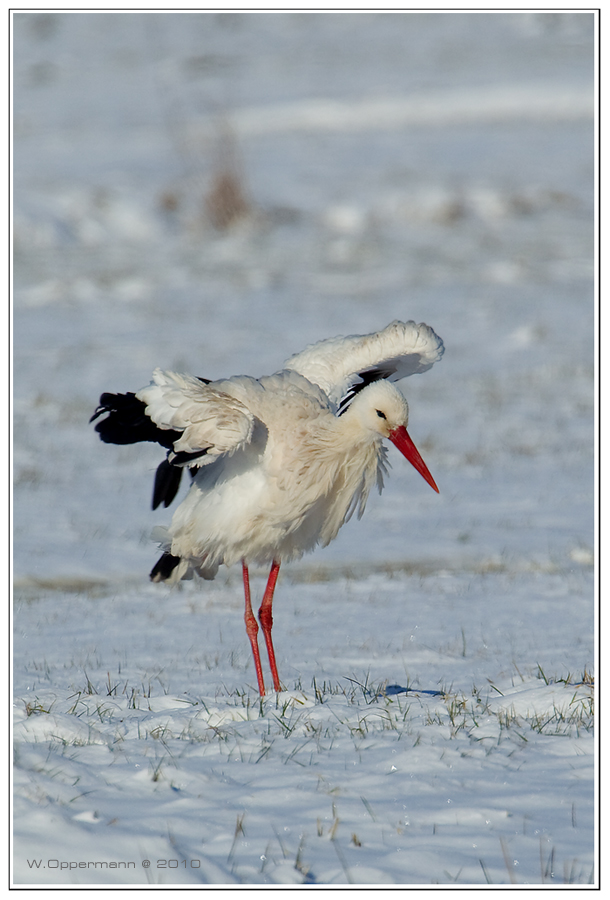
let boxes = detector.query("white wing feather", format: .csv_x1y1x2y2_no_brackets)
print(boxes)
283,320,444,409
136,369,254,462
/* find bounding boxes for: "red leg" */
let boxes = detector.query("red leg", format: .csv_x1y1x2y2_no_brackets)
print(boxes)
242,561,266,696
258,560,281,692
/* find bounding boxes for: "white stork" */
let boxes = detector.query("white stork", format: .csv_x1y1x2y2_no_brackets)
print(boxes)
91,320,444,695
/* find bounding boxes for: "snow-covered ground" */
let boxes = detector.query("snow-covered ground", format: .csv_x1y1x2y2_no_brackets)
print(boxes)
12,11,596,886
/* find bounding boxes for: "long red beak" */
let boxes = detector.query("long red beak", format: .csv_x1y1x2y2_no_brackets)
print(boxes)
389,426,439,493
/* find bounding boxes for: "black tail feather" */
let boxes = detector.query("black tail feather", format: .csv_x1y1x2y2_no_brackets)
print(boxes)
150,552,182,582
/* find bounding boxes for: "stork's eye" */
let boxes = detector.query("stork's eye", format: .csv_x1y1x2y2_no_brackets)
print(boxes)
376,409,387,419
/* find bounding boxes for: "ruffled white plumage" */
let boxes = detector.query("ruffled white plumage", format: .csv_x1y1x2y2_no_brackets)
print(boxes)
131,321,443,580
93,319,444,695
137,370,255,464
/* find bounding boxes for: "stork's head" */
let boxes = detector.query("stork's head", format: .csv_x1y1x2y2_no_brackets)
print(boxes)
350,381,439,493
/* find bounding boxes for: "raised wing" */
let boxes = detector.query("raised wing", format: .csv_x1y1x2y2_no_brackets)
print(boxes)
136,369,255,465
283,320,444,412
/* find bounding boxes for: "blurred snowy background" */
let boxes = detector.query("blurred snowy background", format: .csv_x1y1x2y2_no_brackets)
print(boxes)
13,12,595,886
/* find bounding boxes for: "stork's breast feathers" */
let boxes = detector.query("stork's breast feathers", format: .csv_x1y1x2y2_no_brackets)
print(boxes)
136,369,255,460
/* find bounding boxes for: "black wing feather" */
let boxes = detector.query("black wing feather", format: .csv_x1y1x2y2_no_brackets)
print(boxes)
152,459,184,510
90,392,181,449
150,552,181,582
91,384,212,510
336,365,397,416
